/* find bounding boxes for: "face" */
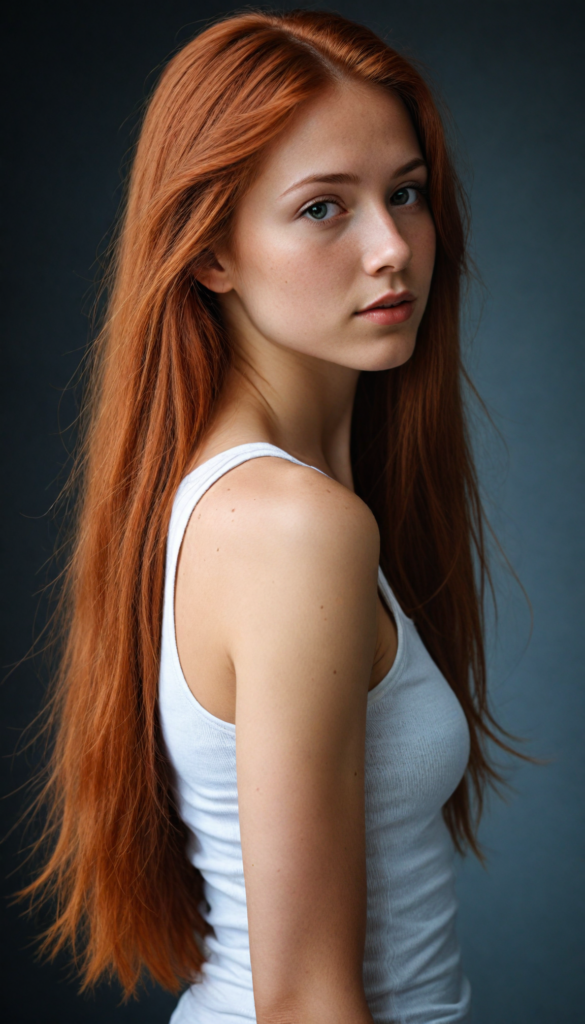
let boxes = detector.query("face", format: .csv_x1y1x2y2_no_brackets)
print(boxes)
200,79,436,373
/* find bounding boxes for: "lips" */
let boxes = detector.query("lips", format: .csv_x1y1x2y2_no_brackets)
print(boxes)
354,292,415,326
355,290,415,314
352,290,415,325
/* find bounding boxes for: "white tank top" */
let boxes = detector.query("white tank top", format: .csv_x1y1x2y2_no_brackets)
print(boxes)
159,443,472,1024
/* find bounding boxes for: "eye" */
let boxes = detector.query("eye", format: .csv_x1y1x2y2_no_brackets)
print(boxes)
390,186,422,207
302,200,342,222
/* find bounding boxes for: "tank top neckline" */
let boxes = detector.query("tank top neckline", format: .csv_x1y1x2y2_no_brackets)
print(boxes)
168,441,409,731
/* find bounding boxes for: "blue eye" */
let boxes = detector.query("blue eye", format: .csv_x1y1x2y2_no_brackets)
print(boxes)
390,186,421,207
303,201,339,221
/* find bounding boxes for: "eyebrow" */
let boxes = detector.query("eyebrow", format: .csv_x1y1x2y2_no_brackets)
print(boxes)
278,158,428,198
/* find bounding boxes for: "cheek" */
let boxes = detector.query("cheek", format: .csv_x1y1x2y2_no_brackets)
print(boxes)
237,227,350,335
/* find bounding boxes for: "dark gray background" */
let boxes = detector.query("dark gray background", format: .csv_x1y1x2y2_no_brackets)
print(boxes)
2,2,583,1021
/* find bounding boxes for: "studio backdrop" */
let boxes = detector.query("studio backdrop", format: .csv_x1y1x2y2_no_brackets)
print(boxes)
2,2,583,1022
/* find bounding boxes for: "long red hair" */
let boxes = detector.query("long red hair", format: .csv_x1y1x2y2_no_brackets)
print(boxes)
23,7,531,997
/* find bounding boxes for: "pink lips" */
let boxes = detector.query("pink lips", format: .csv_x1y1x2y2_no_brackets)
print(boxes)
355,290,415,326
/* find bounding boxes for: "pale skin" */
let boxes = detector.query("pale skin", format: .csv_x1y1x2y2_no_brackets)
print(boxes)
175,79,436,1023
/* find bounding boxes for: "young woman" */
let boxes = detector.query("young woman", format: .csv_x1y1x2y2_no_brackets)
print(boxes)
26,9,529,1024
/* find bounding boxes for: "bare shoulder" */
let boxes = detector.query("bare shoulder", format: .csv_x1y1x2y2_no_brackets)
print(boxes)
185,455,380,572
176,455,380,721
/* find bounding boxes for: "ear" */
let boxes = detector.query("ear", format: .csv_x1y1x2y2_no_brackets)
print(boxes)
193,252,234,294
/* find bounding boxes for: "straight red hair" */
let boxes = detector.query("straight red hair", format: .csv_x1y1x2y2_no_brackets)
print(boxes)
23,7,530,997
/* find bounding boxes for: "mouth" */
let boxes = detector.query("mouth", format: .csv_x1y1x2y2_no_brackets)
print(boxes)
355,290,415,314
354,292,415,325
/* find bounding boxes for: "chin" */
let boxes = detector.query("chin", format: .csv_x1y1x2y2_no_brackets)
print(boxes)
354,331,417,373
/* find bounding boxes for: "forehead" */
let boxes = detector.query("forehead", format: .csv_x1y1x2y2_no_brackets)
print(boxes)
252,80,422,196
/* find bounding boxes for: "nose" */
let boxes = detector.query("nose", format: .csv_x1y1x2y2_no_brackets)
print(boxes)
360,205,412,276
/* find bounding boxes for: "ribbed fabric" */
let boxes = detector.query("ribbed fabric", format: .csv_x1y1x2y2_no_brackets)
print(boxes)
159,443,472,1024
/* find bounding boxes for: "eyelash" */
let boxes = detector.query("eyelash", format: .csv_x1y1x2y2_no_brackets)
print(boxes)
300,184,428,223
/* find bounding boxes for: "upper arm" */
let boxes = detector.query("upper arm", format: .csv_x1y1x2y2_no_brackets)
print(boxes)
219,461,379,1023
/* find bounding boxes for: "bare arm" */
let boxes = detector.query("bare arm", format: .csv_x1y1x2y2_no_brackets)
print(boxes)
219,462,379,1024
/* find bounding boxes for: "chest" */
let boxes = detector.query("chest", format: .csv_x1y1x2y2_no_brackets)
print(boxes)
365,620,471,817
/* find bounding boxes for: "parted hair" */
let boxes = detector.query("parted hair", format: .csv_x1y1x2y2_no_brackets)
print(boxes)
23,7,529,998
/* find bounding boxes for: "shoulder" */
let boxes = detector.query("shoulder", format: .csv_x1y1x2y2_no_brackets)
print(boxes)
188,455,380,571
191,457,380,684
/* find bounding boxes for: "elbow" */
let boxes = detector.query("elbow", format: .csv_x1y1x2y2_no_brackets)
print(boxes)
255,994,305,1024
254,986,372,1024
256,1011,296,1024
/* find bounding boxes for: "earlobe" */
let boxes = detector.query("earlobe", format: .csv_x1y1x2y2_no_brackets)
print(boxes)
193,252,234,294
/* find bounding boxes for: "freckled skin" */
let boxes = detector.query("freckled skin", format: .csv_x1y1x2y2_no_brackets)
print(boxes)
204,79,435,377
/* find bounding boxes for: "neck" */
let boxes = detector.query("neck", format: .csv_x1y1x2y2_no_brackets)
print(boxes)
199,337,360,491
